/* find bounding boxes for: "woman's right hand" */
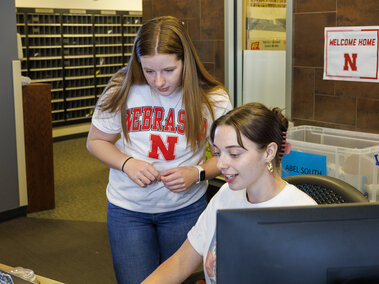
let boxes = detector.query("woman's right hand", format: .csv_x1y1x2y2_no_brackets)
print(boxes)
87,125,160,188
122,158,160,188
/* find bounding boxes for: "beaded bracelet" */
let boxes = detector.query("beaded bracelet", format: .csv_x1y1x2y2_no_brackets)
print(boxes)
121,157,133,173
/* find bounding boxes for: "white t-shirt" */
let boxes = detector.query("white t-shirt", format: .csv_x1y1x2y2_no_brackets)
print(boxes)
187,182,318,283
92,84,232,213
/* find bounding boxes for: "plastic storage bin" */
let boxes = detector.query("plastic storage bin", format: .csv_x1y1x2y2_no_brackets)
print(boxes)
285,126,379,199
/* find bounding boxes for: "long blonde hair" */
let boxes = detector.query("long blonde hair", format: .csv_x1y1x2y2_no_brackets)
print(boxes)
97,16,226,151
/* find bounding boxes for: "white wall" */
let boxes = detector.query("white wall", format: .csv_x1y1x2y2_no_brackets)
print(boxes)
15,0,142,11
242,50,286,114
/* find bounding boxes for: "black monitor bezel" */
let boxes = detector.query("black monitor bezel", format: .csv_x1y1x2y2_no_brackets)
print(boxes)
216,203,379,284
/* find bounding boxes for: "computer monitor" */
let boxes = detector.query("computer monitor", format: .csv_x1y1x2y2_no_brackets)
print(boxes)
216,203,379,284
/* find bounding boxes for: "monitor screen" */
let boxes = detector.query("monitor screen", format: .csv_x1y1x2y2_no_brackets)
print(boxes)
216,203,379,284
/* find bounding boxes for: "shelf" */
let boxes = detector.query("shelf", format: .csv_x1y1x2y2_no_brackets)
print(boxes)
65,65,94,69
30,66,63,70
52,98,65,103
28,23,61,26
95,53,123,57
26,35,61,38
28,45,61,49
32,78,63,83
64,55,93,59
17,8,142,131
66,85,95,91
28,56,62,60
63,34,93,37
66,95,95,101
94,34,123,37
62,23,93,26
94,24,122,26
64,44,94,48
95,43,123,47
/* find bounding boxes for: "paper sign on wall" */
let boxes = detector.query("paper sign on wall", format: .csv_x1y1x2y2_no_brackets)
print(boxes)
323,26,379,83
281,151,327,178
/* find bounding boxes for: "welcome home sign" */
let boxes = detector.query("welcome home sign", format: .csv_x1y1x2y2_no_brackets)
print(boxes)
323,26,379,83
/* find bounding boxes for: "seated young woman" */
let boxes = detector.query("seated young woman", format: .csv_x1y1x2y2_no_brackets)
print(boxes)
142,102,317,284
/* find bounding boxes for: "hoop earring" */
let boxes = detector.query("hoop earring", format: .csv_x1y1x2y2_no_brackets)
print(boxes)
267,162,274,173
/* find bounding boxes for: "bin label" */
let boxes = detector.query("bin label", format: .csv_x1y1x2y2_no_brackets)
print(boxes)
281,151,327,178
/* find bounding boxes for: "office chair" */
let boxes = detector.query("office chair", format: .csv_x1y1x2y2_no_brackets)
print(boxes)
284,174,369,204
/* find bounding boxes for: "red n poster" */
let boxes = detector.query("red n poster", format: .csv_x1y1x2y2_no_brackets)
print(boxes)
324,26,379,83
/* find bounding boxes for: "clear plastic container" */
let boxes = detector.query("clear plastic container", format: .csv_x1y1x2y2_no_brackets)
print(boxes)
286,125,379,198
366,184,379,202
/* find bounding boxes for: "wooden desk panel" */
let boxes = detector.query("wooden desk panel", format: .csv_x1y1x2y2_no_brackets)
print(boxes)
22,84,55,213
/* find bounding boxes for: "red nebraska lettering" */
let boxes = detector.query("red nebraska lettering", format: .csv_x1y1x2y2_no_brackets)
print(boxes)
126,106,185,134
131,107,142,131
152,107,164,131
141,106,152,131
177,110,185,135
126,106,207,138
164,109,176,133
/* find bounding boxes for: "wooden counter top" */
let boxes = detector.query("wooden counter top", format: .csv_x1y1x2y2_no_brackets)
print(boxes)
0,263,64,284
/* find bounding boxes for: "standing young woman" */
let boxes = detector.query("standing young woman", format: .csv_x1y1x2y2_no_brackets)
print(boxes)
86,16,232,284
142,102,317,284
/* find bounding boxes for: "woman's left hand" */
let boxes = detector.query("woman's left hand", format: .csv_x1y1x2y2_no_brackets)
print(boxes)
160,166,199,192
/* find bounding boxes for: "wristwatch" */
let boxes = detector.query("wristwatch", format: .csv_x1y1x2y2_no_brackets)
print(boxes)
194,165,205,184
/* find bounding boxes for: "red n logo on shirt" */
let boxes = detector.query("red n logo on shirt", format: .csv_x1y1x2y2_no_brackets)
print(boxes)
149,134,178,160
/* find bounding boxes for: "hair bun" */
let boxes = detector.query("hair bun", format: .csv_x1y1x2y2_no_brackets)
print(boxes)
271,107,288,131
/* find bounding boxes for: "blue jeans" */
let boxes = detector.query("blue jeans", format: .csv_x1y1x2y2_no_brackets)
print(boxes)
107,195,207,284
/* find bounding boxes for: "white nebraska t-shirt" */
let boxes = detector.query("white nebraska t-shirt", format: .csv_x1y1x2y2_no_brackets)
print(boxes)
92,84,232,213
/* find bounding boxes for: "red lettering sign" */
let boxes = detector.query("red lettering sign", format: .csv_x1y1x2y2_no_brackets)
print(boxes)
343,53,358,71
